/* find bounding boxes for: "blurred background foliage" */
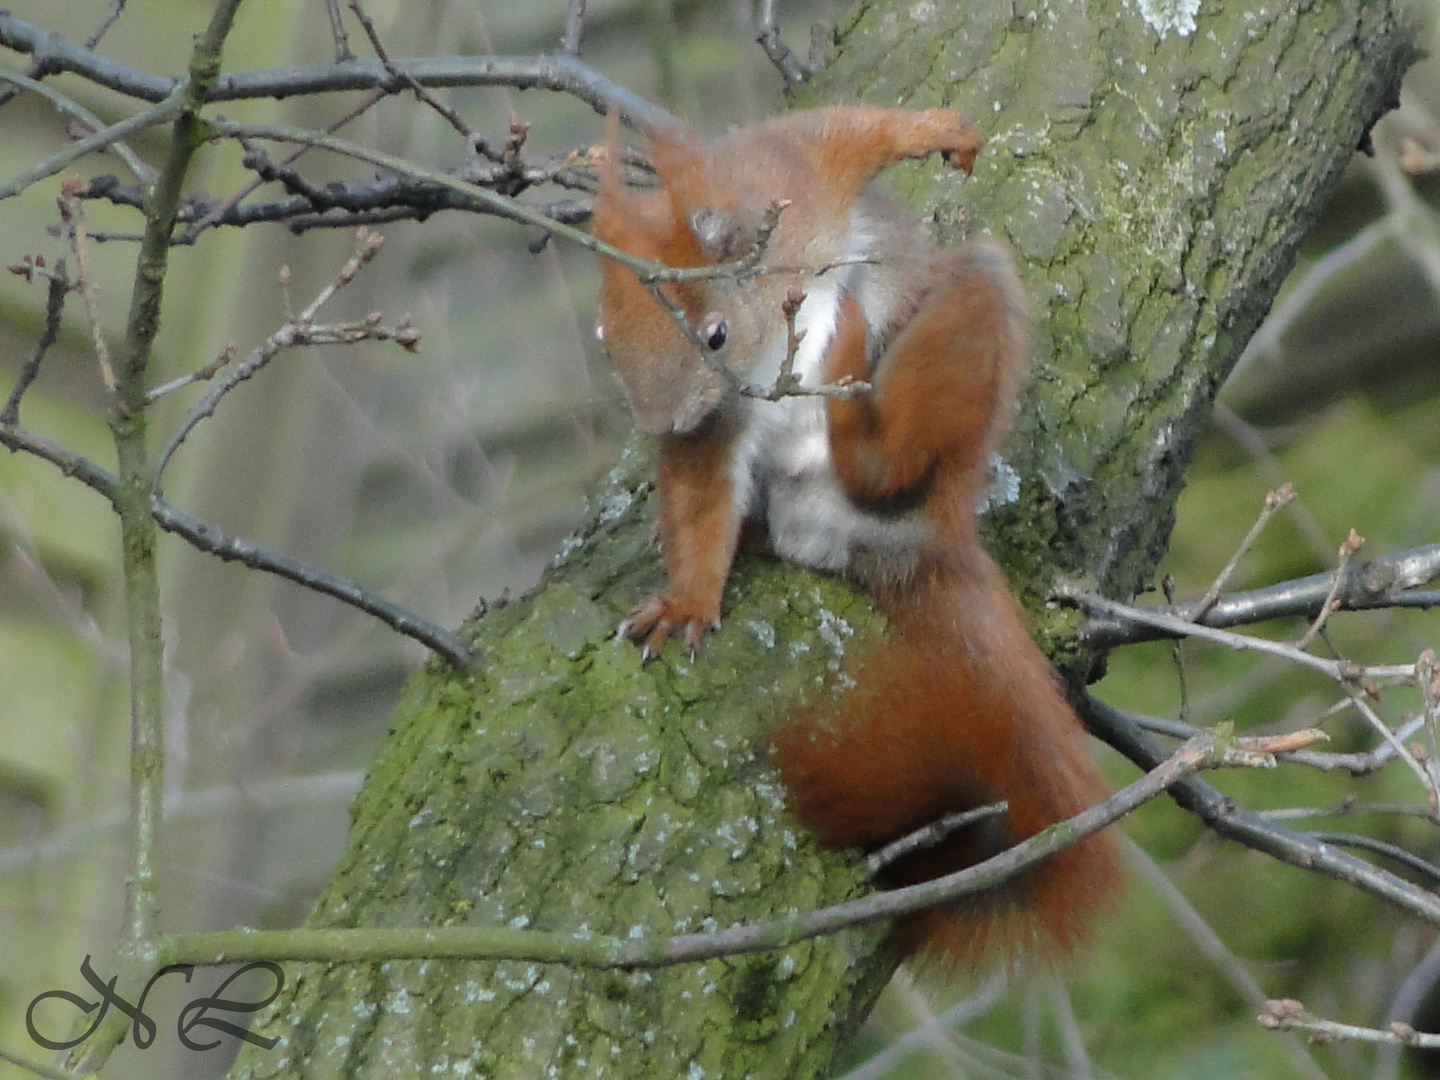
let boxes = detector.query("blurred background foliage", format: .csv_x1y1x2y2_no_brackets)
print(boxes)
0,1,1437,1078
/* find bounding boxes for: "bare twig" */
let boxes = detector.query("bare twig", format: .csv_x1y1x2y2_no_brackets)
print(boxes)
0,10,680,135
1123,838,1333,1080
1211,406,1336,562
757,0,814,87
145,344,235,402
1379,932,1440,1080
866,803,1008,874
1139,708,1427,778
158,731,1229,972
56,185,116,394
0,0,126,115
1061,584,1414,683
0,68,153,183
561,0,587,55
153,228,411,489
1081,542,1440,649
1230,219,1388,384
1260,998,1440,1050
1081,695,1440,928
834,976,1008,1080
2,259,69,425
1337,676,1438,812
0,85,183,202
323,0,355,62
1292,528,1365,650
0,421,475,669
80,135,597,241
1296,832,1440,884
83,0,129,50
180,89,387,242
348,0,472,138
1421,648,1440,804
1192,483,1295,620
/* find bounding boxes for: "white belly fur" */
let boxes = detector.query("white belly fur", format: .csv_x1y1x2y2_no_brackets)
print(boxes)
728,271,930,577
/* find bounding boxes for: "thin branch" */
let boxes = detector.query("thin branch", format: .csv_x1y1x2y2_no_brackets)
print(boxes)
1370,120,1440,308
0,10,681,135
1260,998,1440,1050
148,501,475,668
202,117,649,270
1081,695,1440,926
1379,933,1440,1080
80,153,596,240
757,0,814,87
347,0,472,138
323,0,355,62
1123,837,1334,1080
0,68,153,183
161,731,1232,972
1081,542,1440,649
145,343,235,402
0,421,476,668
1292,528,1365,650
1,260,69,425
154,307,419,476
1137,709,1428,777
561,0,587,55
179,88,388,243
0,1044,88,1080
83,0,129,50
152,228,397,489
866,803,1007,874
1230,218,1389,384
1422,648,1440,803
1192,483,1295,620
1298,832,1440,884
0,85,184,203
1336,675,1438,812
1061,584,1414,683
0,0,126,114
834,976,1008,1080
56,186,116,394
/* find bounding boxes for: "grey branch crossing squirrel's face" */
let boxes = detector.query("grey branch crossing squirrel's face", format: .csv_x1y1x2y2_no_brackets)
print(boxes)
594,187,792,435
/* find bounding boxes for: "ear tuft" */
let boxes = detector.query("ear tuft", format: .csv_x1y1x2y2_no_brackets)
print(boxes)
689,208,749,263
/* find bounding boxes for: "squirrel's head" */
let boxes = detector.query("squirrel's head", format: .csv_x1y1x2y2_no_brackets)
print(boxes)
591,128,801,435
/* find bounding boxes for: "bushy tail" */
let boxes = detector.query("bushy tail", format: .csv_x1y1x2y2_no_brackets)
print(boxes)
773,554,1121,972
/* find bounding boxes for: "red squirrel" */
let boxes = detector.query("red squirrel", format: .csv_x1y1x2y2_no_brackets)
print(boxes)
591,106,1119,970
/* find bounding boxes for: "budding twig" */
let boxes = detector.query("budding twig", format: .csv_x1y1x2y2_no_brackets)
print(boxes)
153,228,417,490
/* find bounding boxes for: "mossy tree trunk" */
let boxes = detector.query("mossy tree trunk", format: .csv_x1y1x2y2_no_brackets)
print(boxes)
227,2,1416,1078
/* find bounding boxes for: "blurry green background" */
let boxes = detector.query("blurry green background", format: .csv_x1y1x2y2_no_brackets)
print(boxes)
0,1,1438,1078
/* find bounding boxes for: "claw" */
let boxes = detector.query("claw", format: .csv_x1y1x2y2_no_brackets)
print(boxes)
617,594,718,659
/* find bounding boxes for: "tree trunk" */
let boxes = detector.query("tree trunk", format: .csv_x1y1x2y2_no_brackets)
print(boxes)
227,2,1416,1077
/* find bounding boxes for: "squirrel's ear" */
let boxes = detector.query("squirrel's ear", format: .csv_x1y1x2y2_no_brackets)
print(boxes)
594,110,628,209
689,207,748,263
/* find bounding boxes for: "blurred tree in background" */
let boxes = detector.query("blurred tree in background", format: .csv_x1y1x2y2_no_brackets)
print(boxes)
0,1,1435,1079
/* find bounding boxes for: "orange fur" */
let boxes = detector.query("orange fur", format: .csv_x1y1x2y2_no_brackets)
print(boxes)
593,106,1120,971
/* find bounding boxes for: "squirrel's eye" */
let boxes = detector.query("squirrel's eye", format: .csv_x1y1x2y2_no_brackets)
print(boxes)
705,320,728,351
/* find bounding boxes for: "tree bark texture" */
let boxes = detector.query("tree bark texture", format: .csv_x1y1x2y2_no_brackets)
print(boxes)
228,2,1416,1078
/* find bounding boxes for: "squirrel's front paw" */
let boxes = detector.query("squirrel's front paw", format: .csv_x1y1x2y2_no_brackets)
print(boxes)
617,595,720,660
913,109,985,174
